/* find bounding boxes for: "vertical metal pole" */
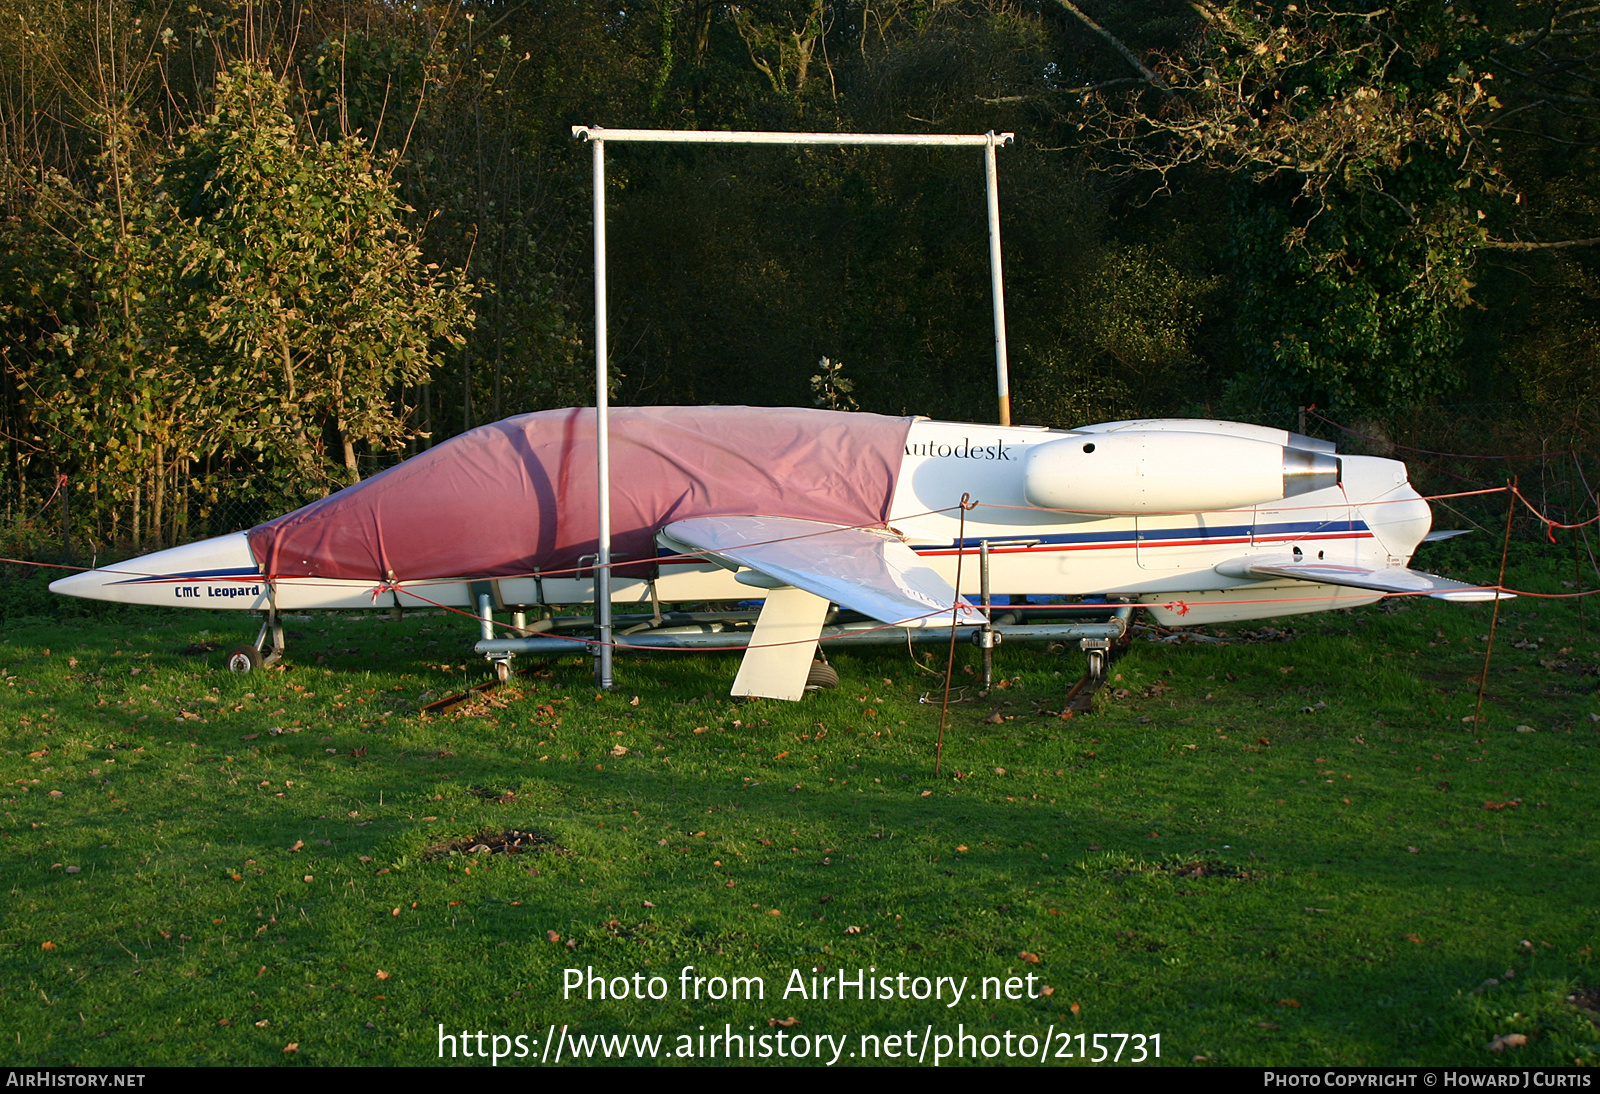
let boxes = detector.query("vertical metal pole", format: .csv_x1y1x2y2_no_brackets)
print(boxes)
979,539,993,692
984,133,1011,427
593,136,615,690
477,592,495,643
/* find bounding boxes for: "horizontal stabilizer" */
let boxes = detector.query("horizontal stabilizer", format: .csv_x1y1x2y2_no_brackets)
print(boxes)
1423,529,1472,542
662,515,977,627
1214,556,1511,602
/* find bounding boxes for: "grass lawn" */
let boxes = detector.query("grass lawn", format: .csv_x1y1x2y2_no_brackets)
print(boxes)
1,549,1597,1067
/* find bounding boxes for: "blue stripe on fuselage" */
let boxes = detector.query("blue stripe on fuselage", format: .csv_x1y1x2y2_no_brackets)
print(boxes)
914,519,1368,553
110,566,263,586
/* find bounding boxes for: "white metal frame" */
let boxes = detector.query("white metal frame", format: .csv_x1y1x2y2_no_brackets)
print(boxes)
571,125,1017,689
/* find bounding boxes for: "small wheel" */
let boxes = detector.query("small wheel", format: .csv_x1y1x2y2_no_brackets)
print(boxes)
225,644,263,674
805,661,839,690
1086,648,1106,681
493,660,512,684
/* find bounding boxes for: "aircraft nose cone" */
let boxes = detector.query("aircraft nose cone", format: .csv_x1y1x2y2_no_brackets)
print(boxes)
48,569,104,598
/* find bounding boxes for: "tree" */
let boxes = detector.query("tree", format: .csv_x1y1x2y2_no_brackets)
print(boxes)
169,64,475,485
7,60,475,550
1083,1,1500,413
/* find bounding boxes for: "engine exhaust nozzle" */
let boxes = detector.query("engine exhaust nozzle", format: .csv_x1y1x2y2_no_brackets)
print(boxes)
1284,447,1340,498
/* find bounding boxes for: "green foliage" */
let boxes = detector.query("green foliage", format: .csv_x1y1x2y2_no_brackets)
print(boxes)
3,60,475,549
167,65,475,484
2,0,1598,560
1090,1,1507,413
1228,168,1480,414
1019,246,1220,426
809,356,858,411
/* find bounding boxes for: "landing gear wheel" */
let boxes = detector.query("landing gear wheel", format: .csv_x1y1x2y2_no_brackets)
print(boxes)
1085,648,1106,681
805,661,839,690
493,660,512,684
225,645,263,674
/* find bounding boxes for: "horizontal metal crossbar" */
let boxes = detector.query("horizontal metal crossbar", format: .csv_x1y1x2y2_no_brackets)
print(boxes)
571,126,1014,147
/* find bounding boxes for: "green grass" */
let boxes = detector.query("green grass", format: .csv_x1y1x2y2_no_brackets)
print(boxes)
1,553,1597,1067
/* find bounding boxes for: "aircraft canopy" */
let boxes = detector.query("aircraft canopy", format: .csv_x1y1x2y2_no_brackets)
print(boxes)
247,406,915,583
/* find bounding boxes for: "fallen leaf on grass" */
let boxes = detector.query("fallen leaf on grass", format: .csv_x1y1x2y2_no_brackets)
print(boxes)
844,926,862,935
218,1019,232,1027
283,1043,298,1054
40,941,55,951
1486,1033,1528,1053
255,1020,269,1028
768,1017,800,1028
1040,986,1055,997
547,931,561,944
1405,933,1426,944
1278,999,1301,1008
375,970,390,981
1069,1002,1081,1015
288,840,304,852
1019,951,1041,964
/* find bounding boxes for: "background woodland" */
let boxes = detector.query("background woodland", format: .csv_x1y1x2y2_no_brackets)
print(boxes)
2,0,1598,553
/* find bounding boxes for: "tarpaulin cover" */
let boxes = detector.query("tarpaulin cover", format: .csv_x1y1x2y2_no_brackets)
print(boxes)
248,406,916,582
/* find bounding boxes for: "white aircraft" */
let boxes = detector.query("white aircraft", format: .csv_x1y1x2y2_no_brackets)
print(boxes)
50,406,1493,703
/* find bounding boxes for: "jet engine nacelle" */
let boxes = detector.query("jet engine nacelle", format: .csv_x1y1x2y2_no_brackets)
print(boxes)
1022,430,1340,514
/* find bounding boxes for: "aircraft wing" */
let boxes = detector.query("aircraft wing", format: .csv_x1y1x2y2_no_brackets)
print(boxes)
660,516,978,627
1215,556,1510,602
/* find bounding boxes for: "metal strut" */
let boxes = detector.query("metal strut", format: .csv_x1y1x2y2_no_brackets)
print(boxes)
254,583,284,667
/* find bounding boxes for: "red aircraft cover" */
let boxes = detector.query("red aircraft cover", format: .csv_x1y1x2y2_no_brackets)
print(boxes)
248,406,916,582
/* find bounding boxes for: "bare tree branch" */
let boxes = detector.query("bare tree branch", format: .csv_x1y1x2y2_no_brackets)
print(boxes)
1051,0,1173,95
1478,236,1600,250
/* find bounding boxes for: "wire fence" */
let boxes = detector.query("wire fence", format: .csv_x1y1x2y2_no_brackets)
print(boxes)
1292,403,1599,548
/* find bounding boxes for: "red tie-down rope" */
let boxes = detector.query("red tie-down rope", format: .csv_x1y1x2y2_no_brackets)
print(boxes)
1510,484,1600,543
8,478,1597,600
1,501,973,588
